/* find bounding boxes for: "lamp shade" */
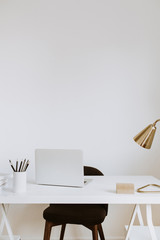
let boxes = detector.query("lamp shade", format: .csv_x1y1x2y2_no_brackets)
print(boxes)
133,124,156,149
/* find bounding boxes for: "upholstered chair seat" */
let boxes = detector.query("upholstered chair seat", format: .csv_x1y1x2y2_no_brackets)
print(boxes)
43,166,108,240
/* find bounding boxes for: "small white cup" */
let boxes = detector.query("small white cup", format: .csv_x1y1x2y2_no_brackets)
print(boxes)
13,172,27,193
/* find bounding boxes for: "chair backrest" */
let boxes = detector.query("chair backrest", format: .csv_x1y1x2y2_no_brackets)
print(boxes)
84,166,108,214
84,166,103,176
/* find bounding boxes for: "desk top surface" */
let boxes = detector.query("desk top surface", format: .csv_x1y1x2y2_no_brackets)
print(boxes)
1,175,160,204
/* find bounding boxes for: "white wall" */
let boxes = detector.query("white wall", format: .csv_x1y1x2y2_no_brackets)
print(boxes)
0,0,160,239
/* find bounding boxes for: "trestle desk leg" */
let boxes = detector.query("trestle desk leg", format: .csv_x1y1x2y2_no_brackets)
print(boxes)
0,204,9,235
146,204,157,240
125,204,144,240
1,204,14,240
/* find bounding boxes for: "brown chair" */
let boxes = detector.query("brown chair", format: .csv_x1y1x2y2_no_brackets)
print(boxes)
43,166,108,240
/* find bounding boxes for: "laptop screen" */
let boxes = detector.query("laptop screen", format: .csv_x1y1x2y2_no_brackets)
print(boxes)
35,149,84,187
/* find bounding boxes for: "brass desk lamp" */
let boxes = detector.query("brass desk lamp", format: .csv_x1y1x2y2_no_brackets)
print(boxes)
134,119,160,192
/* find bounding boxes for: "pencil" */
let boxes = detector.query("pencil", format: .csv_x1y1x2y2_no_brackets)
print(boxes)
9,160,16,172
21,159,26,172
18,161,23,172
24,160,29,171
16,161,18,172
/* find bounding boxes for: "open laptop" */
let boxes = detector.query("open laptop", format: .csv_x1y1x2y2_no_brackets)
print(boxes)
35,149,84,187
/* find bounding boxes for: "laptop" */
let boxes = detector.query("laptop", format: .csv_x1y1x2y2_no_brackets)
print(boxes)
35,149,84,187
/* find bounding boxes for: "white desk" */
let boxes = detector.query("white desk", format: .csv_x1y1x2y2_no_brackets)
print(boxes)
0,175,160,240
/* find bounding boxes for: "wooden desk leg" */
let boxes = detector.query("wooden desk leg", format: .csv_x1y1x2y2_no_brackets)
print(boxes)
146,204,157,240
125,204,144,240
1,204,14,240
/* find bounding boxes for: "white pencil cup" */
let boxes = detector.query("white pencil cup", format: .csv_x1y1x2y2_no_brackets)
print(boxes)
13,171,27,193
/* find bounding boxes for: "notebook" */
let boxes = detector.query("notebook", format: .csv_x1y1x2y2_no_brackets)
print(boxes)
35,149,84,187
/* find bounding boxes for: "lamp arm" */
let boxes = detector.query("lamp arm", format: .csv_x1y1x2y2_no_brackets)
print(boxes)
153,119,160,126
